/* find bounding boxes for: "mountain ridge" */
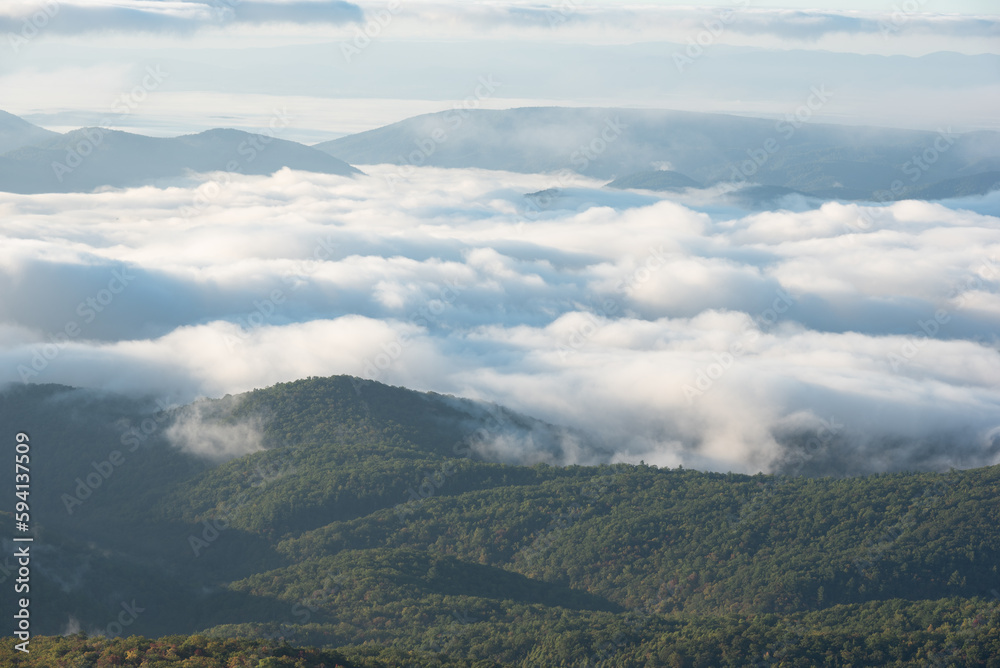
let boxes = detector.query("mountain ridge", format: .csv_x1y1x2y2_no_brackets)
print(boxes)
0,113,361,194
315,106,1000,201
4,107,1000,201
0,109,59,155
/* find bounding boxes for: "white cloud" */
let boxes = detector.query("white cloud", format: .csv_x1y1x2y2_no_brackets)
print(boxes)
1,165,998,474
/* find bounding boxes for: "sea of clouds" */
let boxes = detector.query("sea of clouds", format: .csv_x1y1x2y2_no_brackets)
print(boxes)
1,165,998,474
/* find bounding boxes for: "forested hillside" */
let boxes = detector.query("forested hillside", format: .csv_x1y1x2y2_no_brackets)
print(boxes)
2,376,999,666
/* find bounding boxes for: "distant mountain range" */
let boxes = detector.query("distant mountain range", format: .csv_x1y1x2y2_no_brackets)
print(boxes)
315,107,1000,203
2,108,999,203
0,113,359,194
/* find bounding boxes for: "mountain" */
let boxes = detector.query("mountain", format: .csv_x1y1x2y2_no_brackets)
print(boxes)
0,110,58,154
6,107,997,202
0,114,361,194
1,375,999,665
729,184,821,209
315,107,1000,202
606,168,1000,208
907,169,1000,200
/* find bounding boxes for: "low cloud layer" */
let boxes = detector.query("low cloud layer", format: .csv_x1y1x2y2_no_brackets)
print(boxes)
1,166,998,474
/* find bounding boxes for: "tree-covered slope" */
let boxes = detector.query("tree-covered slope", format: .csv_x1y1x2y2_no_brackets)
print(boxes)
1,375,999,666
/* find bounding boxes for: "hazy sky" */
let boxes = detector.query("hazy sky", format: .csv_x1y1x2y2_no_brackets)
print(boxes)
1,1,998,139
